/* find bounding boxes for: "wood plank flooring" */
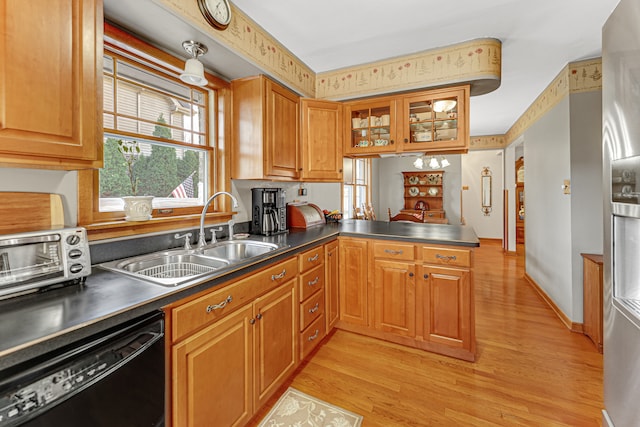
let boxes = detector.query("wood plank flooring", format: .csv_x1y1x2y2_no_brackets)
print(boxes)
250,240,603,426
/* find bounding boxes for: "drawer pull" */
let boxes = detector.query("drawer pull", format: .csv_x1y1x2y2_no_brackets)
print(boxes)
384,249,403,255
256,313,263,320
435,254,457,261
308,253,320,262
309,303,320,314
307,276,320,286
307,329,320,341
271,269,287,280
206,295,232,313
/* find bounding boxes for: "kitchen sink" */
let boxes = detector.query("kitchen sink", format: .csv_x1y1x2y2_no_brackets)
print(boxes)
99,239,287,287
200,240,280,262
101,251,230,286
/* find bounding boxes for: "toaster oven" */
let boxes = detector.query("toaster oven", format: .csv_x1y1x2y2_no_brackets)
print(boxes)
0,227,91,299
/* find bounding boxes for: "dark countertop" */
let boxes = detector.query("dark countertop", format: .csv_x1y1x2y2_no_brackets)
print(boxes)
0,220,477,370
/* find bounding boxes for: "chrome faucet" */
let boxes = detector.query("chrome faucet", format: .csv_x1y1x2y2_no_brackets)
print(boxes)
198,191,239,248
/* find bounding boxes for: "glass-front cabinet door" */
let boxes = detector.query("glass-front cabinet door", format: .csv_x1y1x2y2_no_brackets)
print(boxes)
399,86,469,152
344,98,397,155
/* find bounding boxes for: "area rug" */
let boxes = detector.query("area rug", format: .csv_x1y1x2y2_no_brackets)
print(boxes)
258,387,363,427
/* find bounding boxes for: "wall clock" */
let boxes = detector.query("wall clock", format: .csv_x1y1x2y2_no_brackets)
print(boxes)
197,0,232,30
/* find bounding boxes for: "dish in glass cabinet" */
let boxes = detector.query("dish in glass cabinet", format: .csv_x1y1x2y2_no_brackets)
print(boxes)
428,187,439,196
408,176,419,185
409,186,419,197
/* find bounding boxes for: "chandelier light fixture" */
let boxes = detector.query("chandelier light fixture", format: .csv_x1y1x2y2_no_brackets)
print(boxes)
413,154,451,170
180,40,208,87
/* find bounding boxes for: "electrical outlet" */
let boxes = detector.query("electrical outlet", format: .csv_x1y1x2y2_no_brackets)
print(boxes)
298,188,307,196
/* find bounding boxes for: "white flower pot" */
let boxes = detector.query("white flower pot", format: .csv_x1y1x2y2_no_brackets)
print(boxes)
122,196,154,221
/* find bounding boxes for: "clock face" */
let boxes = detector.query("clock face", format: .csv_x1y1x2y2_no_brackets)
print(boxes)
198,0,232,30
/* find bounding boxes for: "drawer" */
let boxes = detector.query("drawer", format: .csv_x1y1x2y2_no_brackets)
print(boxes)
424,210,445,219
421,246,471,268
299,264,324,302
299,245,324,273
300,314,326,360
372,241,415,261
300,290,324,331
171,257,298,342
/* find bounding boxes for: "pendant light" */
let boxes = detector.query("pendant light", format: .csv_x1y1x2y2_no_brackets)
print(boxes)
180,41,208,87
429,156,440,169
440,156,450,168
413,156,424,169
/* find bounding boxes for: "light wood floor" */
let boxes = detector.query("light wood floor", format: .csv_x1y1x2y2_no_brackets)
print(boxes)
251,240,603,426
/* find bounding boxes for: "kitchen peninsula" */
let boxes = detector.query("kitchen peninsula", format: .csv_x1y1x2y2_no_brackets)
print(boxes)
0,220,478,425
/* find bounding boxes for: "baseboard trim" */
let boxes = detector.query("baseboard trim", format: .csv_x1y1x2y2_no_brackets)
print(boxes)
523,272,583,332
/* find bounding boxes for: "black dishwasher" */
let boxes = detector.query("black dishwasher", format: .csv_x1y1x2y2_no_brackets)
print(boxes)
0,311,165,427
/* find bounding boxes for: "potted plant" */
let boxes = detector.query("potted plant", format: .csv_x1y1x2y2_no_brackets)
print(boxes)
117,139,154,221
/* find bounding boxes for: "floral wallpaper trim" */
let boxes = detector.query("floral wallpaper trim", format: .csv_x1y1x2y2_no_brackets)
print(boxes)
153,0,316,97
505,58,602,145
315,38,502,100
470,135,508,150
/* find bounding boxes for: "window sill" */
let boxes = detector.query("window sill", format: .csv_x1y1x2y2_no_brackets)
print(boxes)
83,212,234,241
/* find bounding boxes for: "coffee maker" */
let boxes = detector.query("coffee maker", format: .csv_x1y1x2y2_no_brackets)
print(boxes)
251,188,288,236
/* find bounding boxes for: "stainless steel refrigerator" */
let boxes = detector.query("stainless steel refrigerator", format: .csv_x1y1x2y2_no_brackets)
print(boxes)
603,0,640,425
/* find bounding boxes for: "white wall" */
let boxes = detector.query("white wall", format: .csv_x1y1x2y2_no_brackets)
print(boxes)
231,180,341,223
0,168,78,226
525,97,574,319
461,150,504,239
569,90,604,322
375,155,462,223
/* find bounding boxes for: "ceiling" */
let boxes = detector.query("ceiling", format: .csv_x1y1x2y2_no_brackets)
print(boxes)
104,0,620,137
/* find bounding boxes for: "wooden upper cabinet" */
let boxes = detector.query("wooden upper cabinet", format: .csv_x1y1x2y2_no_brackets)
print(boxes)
344,97,397,156
398,86,469,153
231,75,300,180
0,0,103,169
300,99,343,181
343,85,469,157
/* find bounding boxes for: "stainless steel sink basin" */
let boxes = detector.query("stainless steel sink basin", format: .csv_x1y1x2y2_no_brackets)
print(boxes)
101,251,230,286
200,240,280,262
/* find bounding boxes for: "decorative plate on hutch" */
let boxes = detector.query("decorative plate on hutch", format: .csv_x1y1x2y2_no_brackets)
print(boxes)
428,187,439,196
408,176,419,185
409,186,419,197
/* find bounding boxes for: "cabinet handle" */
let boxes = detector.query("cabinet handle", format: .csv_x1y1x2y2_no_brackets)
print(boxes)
307,329,320,341
424,274,429,279
384,249,403,255
403,138,408,143
308,253,320,262
309,303,320,314
271,269,287,280
390,139,394,145
307,276,320,286
206,296,232,313
435,254,457,261
408,272,414,277
339,169,343,172
256,313,263,320
250,318,256,325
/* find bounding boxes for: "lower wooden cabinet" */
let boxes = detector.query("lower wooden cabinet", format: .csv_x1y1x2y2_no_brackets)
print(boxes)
582,253,603,353
254,281,298,409
420,265,472,352
172,305,253,427
325,240,340,331
337,236,476,361
338,237,369,327
373,259,416,337
168,258,298,427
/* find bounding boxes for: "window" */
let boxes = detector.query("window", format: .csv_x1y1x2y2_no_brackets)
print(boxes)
78,24,231,238
342,158,371,219
100,51,210,212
